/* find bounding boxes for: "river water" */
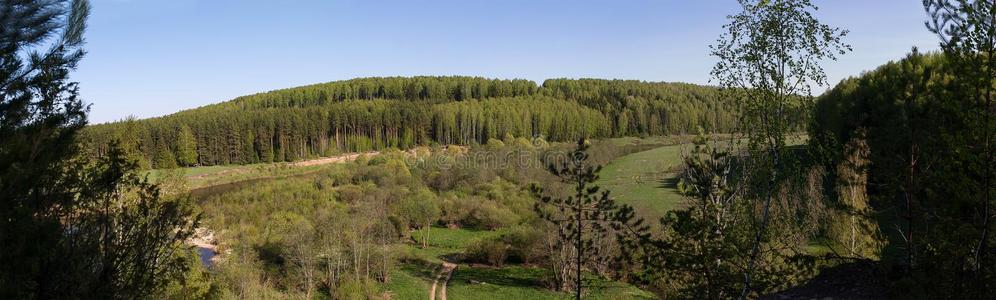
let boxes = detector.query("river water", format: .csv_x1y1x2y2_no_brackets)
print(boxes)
198,246,215,267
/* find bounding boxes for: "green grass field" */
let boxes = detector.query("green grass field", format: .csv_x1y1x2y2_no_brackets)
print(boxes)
598,135,806,221
405,227,509,263
597,143,688,220
412,227,509,249
448,266,655,300
381,266,432,300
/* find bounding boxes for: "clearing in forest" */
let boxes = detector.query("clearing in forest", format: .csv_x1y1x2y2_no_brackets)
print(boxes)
597,143,688,220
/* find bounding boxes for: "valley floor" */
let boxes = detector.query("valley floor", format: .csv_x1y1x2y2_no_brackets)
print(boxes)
172,137,702,299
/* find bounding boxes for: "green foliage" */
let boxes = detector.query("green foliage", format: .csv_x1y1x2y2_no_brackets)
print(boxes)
83,77,746,169
710,0,850,296
531,139,625,297
659,131,746,299
924,0,996,294
397,189,442,248
825,129,884,259
486,138,506,149
217,76,538,107
812,48,996,295
159,250,222,300
541,79,741,135
333,277,380,300
465,237,511,267
0,1,198,298
501,224,549,264
176,125,199,166
199,145,557,297
189,137,671,298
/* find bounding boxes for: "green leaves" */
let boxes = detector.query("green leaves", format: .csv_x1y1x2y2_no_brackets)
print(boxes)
531,138,629,294
710,0,850,296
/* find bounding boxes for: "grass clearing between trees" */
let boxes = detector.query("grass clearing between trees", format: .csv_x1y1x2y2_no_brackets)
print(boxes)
381,266,432,300
597,143,688,220
447,265,656,300
598,135,806,221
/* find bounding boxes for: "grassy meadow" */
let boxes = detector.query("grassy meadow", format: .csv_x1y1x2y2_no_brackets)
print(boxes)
597,143,688,220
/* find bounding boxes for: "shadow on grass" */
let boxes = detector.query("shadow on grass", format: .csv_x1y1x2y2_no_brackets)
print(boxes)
450,266,548,289
657,175,679,189
398,262,437,280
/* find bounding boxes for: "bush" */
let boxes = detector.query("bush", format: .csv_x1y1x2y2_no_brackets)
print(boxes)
334,277,377,300
437,194,519,229
502,225,546,264
467,199,518,229
465,238,510,267
335,184,365,204
486,138,506,149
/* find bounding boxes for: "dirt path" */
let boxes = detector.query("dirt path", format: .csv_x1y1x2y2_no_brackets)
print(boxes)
290,151,378,167
188,151,380,182
429,262,457,300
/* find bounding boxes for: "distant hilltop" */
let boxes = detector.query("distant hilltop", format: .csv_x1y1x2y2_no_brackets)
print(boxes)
83,77,758,169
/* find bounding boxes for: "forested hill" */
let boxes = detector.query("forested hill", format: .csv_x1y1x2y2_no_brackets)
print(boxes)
84,76,739,168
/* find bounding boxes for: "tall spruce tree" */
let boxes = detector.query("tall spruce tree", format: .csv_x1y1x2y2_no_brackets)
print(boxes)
0,1,197,298
531,139,617,299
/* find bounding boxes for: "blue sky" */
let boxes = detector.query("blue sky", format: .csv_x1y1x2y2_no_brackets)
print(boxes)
77,0,939,124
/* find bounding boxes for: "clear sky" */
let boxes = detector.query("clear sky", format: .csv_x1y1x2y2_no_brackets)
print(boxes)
76,0,940,124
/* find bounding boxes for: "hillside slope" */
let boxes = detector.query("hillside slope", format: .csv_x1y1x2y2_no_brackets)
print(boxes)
84,77,740,168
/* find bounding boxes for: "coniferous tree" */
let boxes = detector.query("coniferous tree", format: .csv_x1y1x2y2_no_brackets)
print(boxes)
0,1,198,298
82,78,749,169
664,130,745,299
531,139,617,299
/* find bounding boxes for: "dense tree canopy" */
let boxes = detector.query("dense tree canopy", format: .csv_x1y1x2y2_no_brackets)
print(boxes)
542,79,740,135
811,51,996,296
0,0,197,298
84,77,744,168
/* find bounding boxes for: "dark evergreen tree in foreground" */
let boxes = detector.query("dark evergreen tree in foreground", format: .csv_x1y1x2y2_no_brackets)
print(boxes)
0,0,198,298
926,0,996,280
664,132,746,299
531,139,618,300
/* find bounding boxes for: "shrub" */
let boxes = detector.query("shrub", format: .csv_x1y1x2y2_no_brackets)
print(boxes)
334,277,377,300
335,184,365,204
486,138,506,149
502,225,546,264
465,238,510,267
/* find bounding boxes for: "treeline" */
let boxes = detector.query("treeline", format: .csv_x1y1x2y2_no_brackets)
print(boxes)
201,76,539,110
811,51,995,295
84,96,610,168
542,78,740,135
85,77,737,168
